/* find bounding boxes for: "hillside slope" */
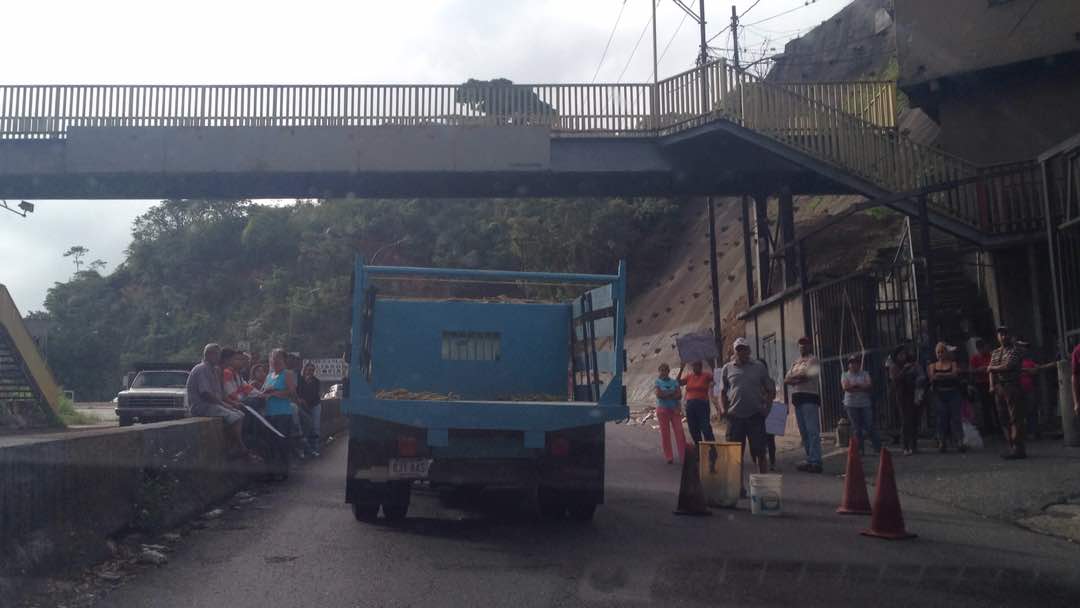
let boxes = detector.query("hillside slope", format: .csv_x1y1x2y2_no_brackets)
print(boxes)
623,195,897,405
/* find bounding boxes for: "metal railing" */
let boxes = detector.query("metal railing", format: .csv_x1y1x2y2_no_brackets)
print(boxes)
710,61,981,227
777,80,897,129
0,64,892,140
0,82,656,138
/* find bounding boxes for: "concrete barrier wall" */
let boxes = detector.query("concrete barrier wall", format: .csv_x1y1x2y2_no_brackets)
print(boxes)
0,403,348,592
320,398,348,438
0,419,247,585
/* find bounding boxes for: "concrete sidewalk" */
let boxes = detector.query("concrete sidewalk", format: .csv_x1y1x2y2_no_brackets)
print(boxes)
820,434,1080,542
630,405,1080,541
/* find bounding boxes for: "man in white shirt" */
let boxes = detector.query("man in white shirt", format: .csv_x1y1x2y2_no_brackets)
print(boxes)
784,337,823,473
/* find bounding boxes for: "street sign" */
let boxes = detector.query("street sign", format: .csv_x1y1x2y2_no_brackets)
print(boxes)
304,358,346,382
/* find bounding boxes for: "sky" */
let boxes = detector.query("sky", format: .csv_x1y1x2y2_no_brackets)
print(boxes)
0,0,850,313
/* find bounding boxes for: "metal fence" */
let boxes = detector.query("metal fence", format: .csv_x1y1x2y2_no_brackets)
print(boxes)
808,262,921,432
1043,138,1080,358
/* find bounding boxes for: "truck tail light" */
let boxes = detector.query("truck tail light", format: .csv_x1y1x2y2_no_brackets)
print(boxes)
397,436,418,457
550,437,570,458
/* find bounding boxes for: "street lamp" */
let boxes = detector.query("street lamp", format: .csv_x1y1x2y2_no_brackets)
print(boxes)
0,200,34,217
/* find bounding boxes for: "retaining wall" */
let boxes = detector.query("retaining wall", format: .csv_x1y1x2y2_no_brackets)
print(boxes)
0,403,346,596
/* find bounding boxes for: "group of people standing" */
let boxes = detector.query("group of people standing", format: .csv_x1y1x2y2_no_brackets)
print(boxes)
654,337,778,475
652,323,1073,468
186,343,325,478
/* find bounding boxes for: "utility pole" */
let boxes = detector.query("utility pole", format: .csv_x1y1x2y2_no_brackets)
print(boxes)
707,196,723,358
651,0,659,128
652,0,659,87
697,0,709,67
730,4,740,70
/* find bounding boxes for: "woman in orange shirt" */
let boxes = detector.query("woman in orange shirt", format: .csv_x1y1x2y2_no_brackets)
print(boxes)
679,360,715,444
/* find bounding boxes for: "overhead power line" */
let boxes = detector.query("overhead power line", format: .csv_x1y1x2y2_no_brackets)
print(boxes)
739,0,765,19
592,0,630,83
657,11,689,64
744,0,820,27
618,0,662,82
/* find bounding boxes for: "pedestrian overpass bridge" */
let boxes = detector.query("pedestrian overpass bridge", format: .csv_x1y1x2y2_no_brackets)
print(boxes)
0,60,1042,245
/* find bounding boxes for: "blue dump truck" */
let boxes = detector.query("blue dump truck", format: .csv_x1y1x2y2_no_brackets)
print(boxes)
342,262,629,522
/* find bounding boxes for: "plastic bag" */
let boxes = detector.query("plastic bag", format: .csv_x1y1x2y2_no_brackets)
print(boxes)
961,399,976,423
962,421,983,450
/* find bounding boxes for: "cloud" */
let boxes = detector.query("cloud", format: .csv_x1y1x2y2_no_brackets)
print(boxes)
0,200,157,312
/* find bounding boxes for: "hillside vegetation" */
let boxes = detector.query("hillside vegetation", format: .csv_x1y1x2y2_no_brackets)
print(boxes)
42,197,684,400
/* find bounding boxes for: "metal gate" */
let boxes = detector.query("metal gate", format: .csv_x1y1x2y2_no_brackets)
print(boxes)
807,262,921,432
1043,138,1080,358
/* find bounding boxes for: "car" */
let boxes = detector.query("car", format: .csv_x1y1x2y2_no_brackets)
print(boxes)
115,369,190,426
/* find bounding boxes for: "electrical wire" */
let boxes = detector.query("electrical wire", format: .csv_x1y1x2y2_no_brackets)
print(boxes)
617,0,661,83
592,0,630,83
739,0,765,19
744,0,820,27
657,11,689,64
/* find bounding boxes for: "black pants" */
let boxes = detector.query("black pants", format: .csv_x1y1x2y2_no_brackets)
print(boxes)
685,399,715,444
976,384,998,432
266,414,293,478
901,400,921,452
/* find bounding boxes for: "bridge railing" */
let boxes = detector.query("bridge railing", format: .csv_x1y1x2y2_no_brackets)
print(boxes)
704,61,983,228
0,69,897,140
0,83,661,139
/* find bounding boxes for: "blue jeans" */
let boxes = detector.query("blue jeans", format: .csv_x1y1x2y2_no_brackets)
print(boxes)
793,393,822,466
845,406,881,451
935,391,963,445
685,399,715,444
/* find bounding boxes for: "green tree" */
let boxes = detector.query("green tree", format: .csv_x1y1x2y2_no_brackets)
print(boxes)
62,245,89,274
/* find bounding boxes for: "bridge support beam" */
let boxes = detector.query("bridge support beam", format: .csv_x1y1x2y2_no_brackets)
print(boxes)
706,196,723,355
779,187,796,289
919,194,939,349
741,195,756,307
754,193,771,302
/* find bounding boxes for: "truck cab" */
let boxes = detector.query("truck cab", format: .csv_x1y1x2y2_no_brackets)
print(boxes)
116,368,191,426
343,262,629,522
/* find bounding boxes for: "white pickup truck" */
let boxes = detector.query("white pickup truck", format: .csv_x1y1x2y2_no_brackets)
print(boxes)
115,369,190,426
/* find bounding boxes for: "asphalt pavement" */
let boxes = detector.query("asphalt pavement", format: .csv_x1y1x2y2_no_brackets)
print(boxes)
53,424,1080,607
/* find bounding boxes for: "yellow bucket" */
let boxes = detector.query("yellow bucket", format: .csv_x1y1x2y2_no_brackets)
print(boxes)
698,441,742,508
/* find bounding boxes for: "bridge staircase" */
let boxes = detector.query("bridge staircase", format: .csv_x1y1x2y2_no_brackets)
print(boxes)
0,286,63,429
662,60,1048,248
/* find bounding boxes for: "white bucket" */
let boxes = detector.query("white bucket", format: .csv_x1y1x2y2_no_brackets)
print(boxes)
749,474,783,516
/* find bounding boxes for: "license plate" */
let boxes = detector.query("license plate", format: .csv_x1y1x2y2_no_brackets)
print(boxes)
388,458,432,479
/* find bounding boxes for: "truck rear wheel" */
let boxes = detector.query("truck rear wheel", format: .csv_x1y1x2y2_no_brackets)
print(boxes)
382,482,411,522
352,501,379,522
537,487,566,520
567,502,597,522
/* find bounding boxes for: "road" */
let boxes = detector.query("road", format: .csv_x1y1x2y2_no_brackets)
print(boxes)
86,424,1078,608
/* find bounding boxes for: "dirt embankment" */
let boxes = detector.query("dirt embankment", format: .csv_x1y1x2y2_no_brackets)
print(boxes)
624,195,886,406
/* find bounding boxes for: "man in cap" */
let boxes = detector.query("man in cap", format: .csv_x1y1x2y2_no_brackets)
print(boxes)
186,343,253,460
785,336,823,473
987,326,1026,459
718,337,776,474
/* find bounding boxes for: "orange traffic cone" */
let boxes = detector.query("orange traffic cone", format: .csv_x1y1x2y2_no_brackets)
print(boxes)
836,435,872,515
861,448,916,540
674,444,711,516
